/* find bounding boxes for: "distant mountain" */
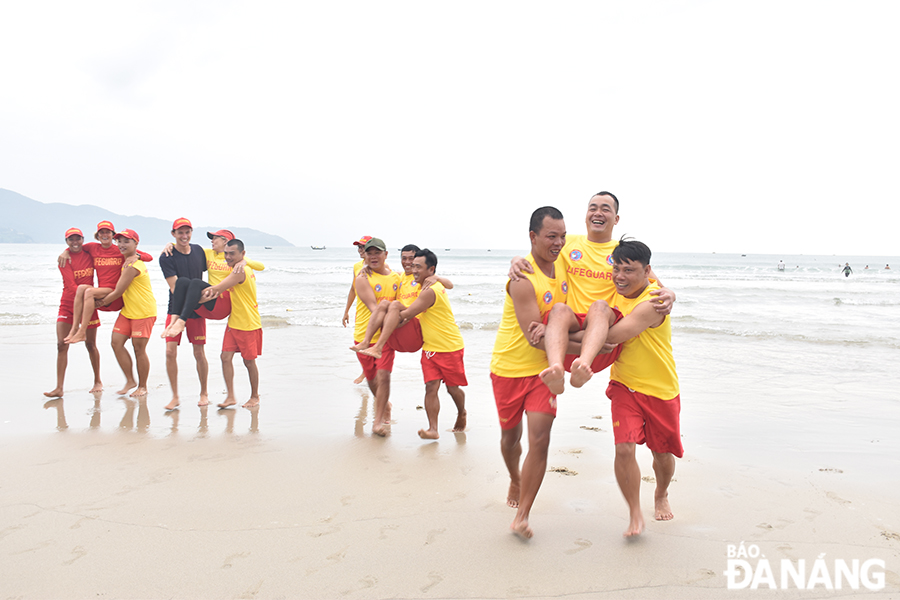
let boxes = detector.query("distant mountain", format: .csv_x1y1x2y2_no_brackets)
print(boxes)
0,188,294,247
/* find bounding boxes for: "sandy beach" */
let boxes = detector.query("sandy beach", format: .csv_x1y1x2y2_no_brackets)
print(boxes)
2,323,899,598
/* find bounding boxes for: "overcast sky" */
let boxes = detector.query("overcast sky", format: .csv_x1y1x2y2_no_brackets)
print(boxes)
2,1,898,255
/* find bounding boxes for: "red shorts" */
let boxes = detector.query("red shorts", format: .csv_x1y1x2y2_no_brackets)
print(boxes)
98,297,125,312
421,348,468,387
113,314,156,338
195,290,231,321
386,318,423,352
223,326,263,361
57,298,100,329
355,342,396,381
491,373,556,430
607,380,683,458
561,308,624,373
164,313,206,345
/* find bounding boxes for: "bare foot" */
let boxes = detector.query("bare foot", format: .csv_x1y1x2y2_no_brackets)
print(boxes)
130,386,148,398
418,428,439,440
624,511,644,537
511,518,533,539
452,410,467,432
198,393,209,407
163,319,186,339
44,388,64,398
349,342,367,353
372,423,387,437
569,357,593,388
218,398,237,409
383,402,391,424
359,347,382,359
116,380,137,395
164,397,180,410
539,364,565,395
88,382,103,393
242,397,259,408
654,493,673,521
66,331,87,345
353,372,366,385
507,482,521,508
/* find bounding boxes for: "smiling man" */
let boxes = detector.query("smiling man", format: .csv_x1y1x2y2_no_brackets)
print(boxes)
602,238,682,538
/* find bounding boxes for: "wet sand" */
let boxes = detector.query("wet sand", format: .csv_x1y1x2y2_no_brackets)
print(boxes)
2,323,899,598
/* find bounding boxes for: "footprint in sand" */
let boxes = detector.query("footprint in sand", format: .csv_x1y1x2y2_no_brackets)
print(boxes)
425,528,445,545
307,524,341,538
420,572,443,593
881,531,900,542
378,524,399,540
222,551,250,569
826,491,851,506
579,426,603,432
340,496,353,506
818,467,844,473
63,546,88,565
565,538,591,555
548,466,578,476
327,546,349,563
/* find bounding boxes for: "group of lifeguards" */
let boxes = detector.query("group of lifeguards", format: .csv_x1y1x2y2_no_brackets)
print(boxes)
47,219,263,409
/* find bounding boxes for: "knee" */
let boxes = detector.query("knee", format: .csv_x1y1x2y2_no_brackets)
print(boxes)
165,346,178,360
84,339,97,352
56,342,69,353
193,345,206,360
615,443,636,460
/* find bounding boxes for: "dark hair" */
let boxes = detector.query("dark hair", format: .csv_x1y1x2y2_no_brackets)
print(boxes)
415,248,438,271
611,237,651,267
401,244,421,253
592,191,619,214
226,238,245,253
529,206,564,234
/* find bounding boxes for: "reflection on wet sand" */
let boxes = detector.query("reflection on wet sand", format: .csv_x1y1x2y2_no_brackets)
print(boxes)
118,398,150,432
354,389,369,438
89,396,101,429
43,399,68,431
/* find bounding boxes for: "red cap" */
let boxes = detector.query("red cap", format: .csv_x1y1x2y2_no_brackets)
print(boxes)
353,235,373,247
207,229,235,241
114,229,140,243
96,220,115,232
172,217,193,230
65,227,84,239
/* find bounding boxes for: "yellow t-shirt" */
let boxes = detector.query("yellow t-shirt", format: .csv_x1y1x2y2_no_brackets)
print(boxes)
491,254,567,377
121,261,157,320
609,281,679,400
204,249,265,286
227,267,261,331
396,272,420,307
353,270,400,343
419,282,464,353
353,259,364,278
560,235,618,313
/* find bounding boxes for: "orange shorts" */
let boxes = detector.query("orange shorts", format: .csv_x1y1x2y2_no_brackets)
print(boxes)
421,348,467,386
386,318,423,352
195,290,231,321
164,313,206,345
559,308,624,373
491,373,556,430
223,326,262,361
356,342,395,381
113,314,156,338
607,380,683,458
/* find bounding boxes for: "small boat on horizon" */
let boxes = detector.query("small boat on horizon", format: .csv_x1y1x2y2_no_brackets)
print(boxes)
311,245,326,250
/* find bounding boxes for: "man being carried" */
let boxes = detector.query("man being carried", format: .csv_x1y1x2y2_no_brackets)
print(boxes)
602,238,682,537
96,229,156,398
159,218,209,410
199,239,263,409
511,192,675,395
45,228,102,397
391,249,467,439
491,207,568,539
351,238,400,435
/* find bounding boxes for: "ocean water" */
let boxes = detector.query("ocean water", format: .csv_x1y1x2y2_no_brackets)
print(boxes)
3,244,900,480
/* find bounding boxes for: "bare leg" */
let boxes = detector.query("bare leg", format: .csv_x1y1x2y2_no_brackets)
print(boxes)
446,384,467,431
615,443,644,537
84,327,102,392
570,301,614,388
418,379,441,439
68,287,112,344
164,341,180,410
360,302,404,358
351,301,390,352
371,369,391,436
241,358,259,407
194,343,209,406
162,316,186,339
64,285,90,342
129,337,150,397
111,331,137,395
539,303,582,395
219,351,237,408
45,322,70,397
499,423,523,508
651,451,676,521
511,411,554,539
